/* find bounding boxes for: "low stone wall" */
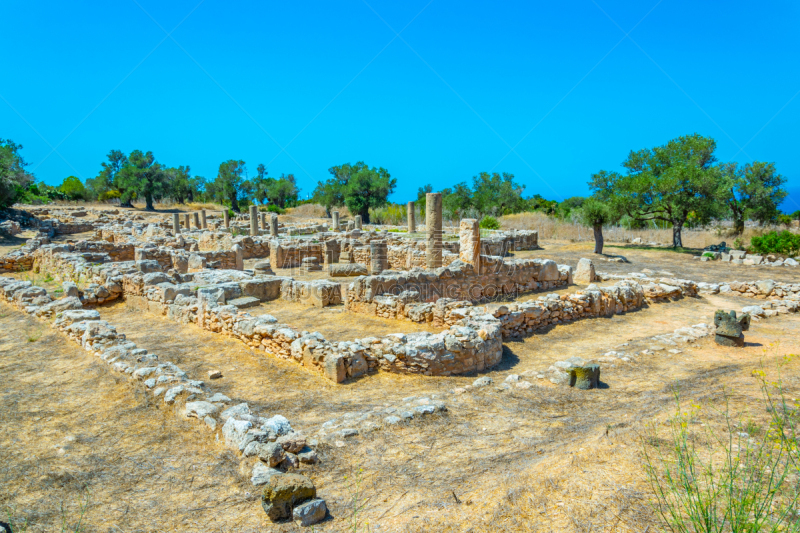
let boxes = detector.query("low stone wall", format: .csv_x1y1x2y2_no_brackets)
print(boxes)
345,257,572,313
493,279,694,338
0,275,326,519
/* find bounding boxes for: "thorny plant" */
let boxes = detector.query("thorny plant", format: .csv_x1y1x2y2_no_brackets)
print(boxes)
642,356,800,532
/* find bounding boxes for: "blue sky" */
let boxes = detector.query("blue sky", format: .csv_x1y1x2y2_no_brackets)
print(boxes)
2,0,799,210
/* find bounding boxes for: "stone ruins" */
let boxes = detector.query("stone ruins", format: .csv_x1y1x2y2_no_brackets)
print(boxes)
1,200,798,527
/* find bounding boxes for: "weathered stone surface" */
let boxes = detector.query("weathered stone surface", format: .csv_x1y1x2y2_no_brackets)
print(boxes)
569,364,600,390
459,219,480,273
185,401,218,419
293,498,327,527
227,296,261,309
407,201,416,233
426,193,442,269
370,241,388,274
261,473,316,521
714,310,749,347
574,258,596,284
251,462,282,486
329,263,368,277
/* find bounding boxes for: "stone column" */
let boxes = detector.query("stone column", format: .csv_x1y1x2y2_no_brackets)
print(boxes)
426,193,442,270
201,209,207,229
172,213,180,233
250,205,259,236
261,212,268,231
270,214,279,237
184,213,191,230
332,211,340,232
193,212,201,230
459,218,480,274
232,244,244,271
407,201,416,233
223,209,230,228
354,215,362,230
370,240,388,274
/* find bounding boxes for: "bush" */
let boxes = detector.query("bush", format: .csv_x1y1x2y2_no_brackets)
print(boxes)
263,204,285,214
479,216,500,230
749,230,800,256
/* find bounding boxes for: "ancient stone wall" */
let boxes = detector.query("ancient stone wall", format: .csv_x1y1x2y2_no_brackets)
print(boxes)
346,257,572,312
270,241,324,269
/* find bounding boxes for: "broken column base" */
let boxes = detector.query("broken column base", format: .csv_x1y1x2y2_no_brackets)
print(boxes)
569,364,600,390
714,333,744,347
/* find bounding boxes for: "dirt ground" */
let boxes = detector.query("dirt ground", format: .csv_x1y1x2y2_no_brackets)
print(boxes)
3,237,800,532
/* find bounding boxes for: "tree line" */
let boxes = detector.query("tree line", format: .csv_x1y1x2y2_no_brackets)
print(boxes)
5,147,300,212
1,135,793,247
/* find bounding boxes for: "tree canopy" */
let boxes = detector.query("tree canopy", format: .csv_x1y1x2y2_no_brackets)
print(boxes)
213,159,248,212
0,139,33,208
312,162,395,222
59,176,86,201
589,133,723,247
720,161,787,234
114,150,168,210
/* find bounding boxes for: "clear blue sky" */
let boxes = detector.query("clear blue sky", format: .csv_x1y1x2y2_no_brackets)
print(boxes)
2,0,799,210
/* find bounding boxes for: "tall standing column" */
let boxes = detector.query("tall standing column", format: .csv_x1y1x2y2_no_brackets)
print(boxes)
407,201,416,233
249,205,259,236
223,209,230,229
332,211,340,232
459,218,481,274
184,213,191,230
261,212,267,231
201,209,207,229
193,211,201,230
426,193,442,270
172,213,181,233
270,214,279,237
370,240,388,274
354,215,362,230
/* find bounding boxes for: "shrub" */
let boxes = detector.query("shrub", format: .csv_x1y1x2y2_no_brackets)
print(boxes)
643,385,800,533
749,230,800,256
702,252,715,258
479,216,500,230
369,203,405,225
263,204,285,214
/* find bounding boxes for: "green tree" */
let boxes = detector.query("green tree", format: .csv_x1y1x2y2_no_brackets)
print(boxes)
0,138,34,208
168,165,194,204
313,162,395,221
472,172,526,215
720,161,787,234
59,175,86,201
557,196,586,219
214,159,247,212
86,150,128,204
442,182,473,219
115,150,168,210
332,162,395,223
527,194,558,214
266,173,299,208
590,134,723,248
578,197,618,254
251,164,272,205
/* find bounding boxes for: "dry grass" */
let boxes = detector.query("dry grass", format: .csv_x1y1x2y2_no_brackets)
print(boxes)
285,203,328,218
500,211,793,249
4,233,800,531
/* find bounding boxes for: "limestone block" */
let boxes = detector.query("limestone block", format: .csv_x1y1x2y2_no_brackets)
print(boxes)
574,258,596,284
459,219,480,273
